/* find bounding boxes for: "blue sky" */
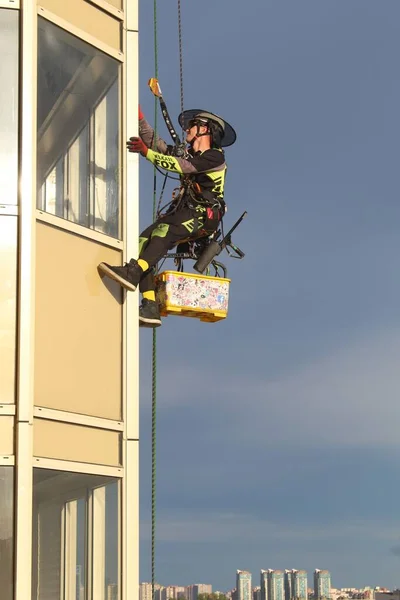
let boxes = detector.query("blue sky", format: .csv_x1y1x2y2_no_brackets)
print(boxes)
138,1,400,592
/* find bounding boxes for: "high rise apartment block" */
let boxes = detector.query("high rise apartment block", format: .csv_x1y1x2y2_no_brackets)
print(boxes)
284,570,308,600
237,571,252,600
285,571,293,600
261,570,269,600
268,570,285,600
314,570,331,600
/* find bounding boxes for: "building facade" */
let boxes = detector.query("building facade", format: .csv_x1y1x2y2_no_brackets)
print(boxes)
267,570,285,600
284,571,293,600
314,571,331,600
0,0,140,598
261,571,269,600
237,571,252,600
141,583,162,600
196,584,213,598
187,583,212,600
291,571,308,600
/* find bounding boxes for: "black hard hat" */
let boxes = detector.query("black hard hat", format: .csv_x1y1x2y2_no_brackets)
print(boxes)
178,109,237,147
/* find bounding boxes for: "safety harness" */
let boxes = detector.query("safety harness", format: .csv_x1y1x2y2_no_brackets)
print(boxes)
148,79,227,225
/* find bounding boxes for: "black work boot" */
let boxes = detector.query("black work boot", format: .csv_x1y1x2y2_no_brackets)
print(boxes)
98,259,143,292
139,299,162,328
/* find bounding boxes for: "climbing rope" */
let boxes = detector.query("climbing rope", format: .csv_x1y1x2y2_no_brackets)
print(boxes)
151,0,158,596
177,0,184,138
151,2,185,599
151,329,157,600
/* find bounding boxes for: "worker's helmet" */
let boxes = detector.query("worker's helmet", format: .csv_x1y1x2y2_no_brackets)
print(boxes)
178,109,237,147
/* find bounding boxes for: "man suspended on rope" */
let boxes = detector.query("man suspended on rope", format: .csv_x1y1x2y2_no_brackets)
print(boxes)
99,106,237,328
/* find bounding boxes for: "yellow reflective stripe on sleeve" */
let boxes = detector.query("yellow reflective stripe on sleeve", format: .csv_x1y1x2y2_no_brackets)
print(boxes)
146,149,183,173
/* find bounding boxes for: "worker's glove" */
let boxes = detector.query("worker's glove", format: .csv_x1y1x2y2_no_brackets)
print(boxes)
127,136,148,156
139,105,144,120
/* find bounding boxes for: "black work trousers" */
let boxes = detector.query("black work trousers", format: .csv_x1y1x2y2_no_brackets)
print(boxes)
138,204,219,294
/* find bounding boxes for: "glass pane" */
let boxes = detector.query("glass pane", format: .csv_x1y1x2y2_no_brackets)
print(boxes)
0,9,18,206
32,496,63,598
105,482,119,599
0,216,17,404
37,17,121,238
0,467,14,600
32,469,120,600
93,79,120,238
92,480,120,600
72,498,87,600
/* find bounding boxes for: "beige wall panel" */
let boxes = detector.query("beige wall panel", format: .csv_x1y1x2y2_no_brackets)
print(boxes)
34,418,121,465
107,0,122,8
38,0,121,51
93,0,122,10
0,416,14,454
35,222,123,419
0,216,17,404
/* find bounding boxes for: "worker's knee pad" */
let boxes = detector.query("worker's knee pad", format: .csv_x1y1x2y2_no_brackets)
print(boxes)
138,236,149,255
150,223,169,238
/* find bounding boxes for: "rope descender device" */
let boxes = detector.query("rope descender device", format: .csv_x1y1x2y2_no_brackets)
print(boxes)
148,78,186,157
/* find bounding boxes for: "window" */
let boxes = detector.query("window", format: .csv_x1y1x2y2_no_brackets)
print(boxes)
0,467,14,600
32,469,121,600
0,9,18,206
37,18,121,238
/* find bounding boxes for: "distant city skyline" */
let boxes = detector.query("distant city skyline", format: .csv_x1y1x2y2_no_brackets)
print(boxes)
139,567,400,600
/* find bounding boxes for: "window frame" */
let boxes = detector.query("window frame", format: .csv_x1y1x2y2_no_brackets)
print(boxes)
33,470,121,600
0,6,20,206
0,465,14,600
85,0,123,21
36,8,124,243
0,1,19,10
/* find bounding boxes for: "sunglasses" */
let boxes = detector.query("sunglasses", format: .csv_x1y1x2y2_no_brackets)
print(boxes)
187,118,209,130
